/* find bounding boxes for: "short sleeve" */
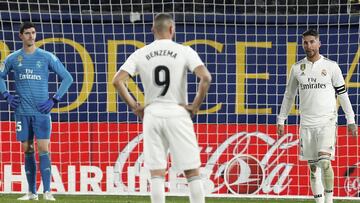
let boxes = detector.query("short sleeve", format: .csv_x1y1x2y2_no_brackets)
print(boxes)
185,46,204,72
120,52,137,76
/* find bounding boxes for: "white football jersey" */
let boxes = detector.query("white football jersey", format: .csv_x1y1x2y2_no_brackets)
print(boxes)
120,39,204,116
278,55,354,126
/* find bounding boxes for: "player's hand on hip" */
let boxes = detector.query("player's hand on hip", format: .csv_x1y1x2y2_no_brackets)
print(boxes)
132,104,144,120
182,104,198,117
2,91,20,109
277,124,285,136
37,95,60,114
348,123,358,137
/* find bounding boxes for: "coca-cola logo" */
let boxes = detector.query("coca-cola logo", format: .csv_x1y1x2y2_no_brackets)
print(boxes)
205,131,298,195
224,154,265,194
344,162,360,197
113,130,299,195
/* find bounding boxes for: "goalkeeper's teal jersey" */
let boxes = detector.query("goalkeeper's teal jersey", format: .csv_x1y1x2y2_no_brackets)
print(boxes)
0,48,73,115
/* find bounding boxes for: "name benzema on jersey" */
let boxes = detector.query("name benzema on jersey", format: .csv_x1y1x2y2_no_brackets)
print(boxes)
146,49,178,61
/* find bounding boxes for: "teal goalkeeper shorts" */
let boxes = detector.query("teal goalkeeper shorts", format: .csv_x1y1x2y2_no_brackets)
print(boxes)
15,115,52,141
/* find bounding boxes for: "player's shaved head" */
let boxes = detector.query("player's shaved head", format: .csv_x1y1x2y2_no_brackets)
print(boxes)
153,13,174,33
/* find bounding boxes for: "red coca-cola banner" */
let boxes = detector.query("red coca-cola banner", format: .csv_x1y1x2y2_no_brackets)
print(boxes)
0,122,359,198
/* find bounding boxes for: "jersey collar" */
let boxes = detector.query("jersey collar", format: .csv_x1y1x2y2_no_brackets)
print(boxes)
304,55,324,64
21,47,38,55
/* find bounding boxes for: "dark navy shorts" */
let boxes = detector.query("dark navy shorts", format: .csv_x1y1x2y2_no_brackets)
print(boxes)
15,115,52,141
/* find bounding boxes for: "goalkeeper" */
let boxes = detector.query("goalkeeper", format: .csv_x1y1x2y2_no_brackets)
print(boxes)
0,22,73,201
277,28,358,203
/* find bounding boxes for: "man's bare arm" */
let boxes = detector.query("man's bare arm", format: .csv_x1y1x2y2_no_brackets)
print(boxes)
112,70,144,118
185,65,212,116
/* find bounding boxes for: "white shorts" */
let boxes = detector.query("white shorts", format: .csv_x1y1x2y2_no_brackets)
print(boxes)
299,125,337,161
143,111,201,171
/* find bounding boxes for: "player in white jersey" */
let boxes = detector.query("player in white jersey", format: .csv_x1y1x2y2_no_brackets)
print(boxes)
277,29,358,203
112,13,211,203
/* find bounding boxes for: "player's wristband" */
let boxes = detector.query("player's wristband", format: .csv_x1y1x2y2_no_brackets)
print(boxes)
52,94,61,104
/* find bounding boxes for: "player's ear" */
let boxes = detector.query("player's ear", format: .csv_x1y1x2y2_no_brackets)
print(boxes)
151,26,158,39
170,24,175,34
168,24,175,38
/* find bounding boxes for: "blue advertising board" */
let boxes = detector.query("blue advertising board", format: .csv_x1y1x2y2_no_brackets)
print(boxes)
0,13,359,124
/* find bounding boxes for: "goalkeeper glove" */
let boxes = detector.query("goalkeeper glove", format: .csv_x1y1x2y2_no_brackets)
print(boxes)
2,91,20,109
37,95,60,114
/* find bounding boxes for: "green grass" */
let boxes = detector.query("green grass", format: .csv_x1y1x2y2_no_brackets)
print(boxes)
0,194,359,203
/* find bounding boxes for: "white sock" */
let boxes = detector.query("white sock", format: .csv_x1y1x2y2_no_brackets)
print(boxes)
188,176,205,203
318,157,334,203
324,190,333,203
310,165,324,203
150,176,165,203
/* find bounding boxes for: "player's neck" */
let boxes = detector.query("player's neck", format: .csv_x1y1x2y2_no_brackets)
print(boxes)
22,45,37,54
156,36,172,40
307,54,321,63
155,33,173,40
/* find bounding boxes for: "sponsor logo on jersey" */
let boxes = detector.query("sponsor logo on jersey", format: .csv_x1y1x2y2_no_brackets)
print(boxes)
321,69,327,76
300,77,326,90
300,83,326,90
17,56,23,67
19,68,42,80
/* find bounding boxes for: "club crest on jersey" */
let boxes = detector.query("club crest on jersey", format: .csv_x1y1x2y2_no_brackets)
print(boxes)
321,69,327,76
300,64,306,76
300,64,306,71
36,61,42,68
17,56,23,67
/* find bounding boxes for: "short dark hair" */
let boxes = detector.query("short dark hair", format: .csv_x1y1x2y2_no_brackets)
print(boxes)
19,22,36,34
302,28,319,38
